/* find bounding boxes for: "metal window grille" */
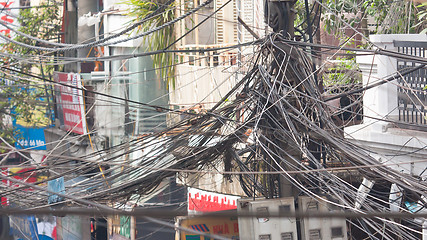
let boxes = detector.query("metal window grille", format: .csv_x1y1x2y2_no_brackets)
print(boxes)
281,232,294,240
308,229,322,240
309,229,322,240
331,226,344,238
307,201,319,211
259,234,271,240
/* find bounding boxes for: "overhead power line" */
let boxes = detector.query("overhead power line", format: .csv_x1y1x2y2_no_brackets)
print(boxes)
3,207,427,220
0,66,197,117
0,0,213,52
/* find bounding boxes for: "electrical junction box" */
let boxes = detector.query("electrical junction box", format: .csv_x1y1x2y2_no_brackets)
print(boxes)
298,196,348,240
237,197,297,240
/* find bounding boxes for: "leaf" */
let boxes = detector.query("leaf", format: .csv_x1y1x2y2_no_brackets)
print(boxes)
418,12,427,21
123,0,176,88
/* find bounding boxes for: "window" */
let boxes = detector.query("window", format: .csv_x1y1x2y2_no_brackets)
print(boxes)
331,227,343,238
279,204,291,213
259,234,271,240
256,207,269,221
309,229,321,240
307,202,319,211
281,232,293,240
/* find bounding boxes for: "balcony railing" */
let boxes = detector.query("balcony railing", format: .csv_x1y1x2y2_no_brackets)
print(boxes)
396,40,427,126
176,44,238,67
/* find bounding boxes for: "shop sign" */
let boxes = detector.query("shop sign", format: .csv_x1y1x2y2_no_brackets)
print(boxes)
11,88,52,150
179,215,239,240
1,167,47,205
54,72,87,135
14,125,48,150
188,187,240,214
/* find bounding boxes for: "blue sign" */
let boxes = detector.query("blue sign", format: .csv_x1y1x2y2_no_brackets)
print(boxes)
9,215,39,240
14,124,48,150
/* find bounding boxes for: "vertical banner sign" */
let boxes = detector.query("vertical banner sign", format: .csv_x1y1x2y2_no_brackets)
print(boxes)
0,0,19,40
54,72,88,135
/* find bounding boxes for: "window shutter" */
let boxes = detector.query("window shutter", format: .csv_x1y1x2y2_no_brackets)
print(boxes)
216,0,237,44
240,0,254,43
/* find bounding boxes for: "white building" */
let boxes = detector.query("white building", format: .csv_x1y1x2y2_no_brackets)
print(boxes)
345,34,427,238
345,34,427,178
171,0,264,197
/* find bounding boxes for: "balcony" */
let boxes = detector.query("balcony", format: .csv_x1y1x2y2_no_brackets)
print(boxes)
344,34,427,177
176,44,239,67
170,44,241,114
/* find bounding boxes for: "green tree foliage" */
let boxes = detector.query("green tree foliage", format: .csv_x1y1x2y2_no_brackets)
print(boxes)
124,0,176,88
322,57,361,87
0,2,62,146
316,0,425,88
322,0,423,37
415,2,427,34
2,3,61,72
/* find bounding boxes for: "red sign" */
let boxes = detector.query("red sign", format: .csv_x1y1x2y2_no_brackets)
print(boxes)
54,72,87,135
1,167,47,205
188,187,240,214
0,1,18,38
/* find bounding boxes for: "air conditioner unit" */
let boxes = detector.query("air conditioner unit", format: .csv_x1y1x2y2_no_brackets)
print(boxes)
299,196,348,240
238,198,297,240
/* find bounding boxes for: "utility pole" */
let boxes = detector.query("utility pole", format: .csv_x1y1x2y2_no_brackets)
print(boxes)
263,0,298,199
263,0,325,200
63,0,78,73
265,0,297,39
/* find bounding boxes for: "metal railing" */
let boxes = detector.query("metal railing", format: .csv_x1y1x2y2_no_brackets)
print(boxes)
176,44,238,67
396,40,427,126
